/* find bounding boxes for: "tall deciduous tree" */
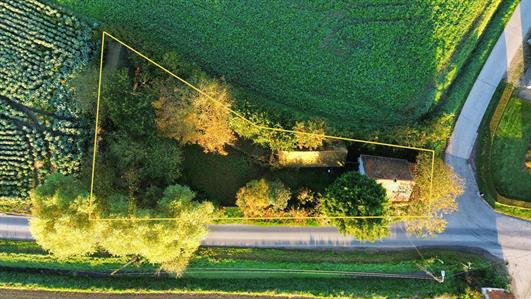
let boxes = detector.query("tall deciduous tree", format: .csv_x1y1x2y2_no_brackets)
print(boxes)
236,178,291,218
153,77,235,155
404,153,463,237
102,69,155,137
99,184,214,275
321,171,391,242
30,174,213,276
29,173,99,259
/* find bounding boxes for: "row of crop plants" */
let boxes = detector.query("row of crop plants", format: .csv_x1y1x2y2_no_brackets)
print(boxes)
0,0,93,200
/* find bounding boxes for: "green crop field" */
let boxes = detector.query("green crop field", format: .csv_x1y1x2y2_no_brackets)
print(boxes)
57,0,504,132
0,0,92,200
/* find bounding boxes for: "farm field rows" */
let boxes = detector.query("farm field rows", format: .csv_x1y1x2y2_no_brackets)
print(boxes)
57,0,503,133
0,0,92,199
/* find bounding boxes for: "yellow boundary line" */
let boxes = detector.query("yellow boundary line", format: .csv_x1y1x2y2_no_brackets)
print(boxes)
89,31,434,221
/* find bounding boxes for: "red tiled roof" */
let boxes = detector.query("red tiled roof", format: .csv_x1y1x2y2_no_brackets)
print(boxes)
360,155,414,181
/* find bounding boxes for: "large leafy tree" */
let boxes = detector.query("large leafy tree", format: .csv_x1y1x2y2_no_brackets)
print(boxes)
29,173,99,259
321,171,391,242
101,68,155,137
99,184,214,275
30,174,213,276
153,76,235,155
404,153,463,237
236,178,291,218
104,133,183,203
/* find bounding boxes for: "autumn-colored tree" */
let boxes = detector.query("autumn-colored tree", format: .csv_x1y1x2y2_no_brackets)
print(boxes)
320,172,391,242
404,153,464,237
293,120,326,150
154,77,235,155
236,178,291,218
29,173,99,259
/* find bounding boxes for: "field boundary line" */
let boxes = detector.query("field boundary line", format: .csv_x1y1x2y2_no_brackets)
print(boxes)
89,31,435,221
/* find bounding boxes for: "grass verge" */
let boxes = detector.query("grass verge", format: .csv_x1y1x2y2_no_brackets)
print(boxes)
0,199,31,215
490,97,531,200
0,240,509,298
475,82,531,220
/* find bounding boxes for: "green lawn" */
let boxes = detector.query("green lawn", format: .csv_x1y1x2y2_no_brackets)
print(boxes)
182,144,339,206
491,97,531,201
495,202,531,220
56,0,506,133
0,240,509,298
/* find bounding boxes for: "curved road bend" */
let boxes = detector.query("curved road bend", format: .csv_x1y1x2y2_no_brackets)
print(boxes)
1,0,531,298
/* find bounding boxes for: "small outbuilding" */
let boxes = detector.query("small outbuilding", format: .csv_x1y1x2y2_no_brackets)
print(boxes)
277,142,348,167
358,155,415,202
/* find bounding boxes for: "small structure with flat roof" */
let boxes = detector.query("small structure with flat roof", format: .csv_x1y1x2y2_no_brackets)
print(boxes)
277,142,348,167
358,154,415,202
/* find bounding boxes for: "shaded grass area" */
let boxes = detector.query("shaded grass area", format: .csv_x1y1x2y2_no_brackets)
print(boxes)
491,97,531,201
181,144,340,206
0,240,509,298
476,82,513,207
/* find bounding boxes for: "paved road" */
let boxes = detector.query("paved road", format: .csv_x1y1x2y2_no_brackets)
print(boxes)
446,0,531,159
2,1,531,298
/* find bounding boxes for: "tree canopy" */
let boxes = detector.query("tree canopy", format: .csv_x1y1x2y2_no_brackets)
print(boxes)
404,153,464,237
153,77,235,155
30,174,213,275
320,171,391,242
30,173,99,259
236,178,291,218
293,119,326,150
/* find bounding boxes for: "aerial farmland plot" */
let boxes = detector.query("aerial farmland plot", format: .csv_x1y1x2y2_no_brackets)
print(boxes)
57,0,505,133
0,0,523,297
0,0,92,200
89,34,436,231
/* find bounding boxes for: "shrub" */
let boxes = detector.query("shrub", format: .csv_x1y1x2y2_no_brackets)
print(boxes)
236,178,291,218
293,120,326,150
